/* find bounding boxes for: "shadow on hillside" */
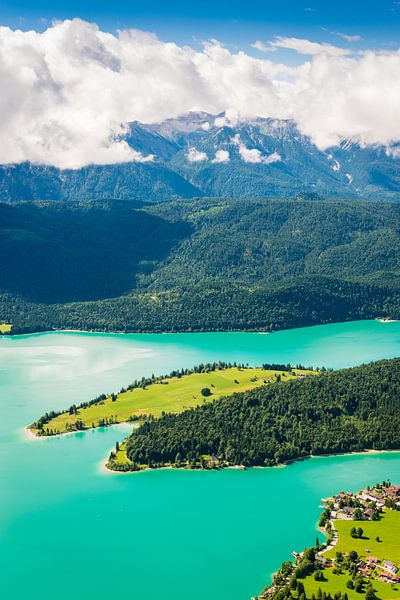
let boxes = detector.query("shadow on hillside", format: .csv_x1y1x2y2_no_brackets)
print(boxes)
0,200,192,303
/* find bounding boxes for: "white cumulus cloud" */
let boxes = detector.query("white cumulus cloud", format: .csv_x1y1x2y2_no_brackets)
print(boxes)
211,149,230,163
1,19,400,168
251,40,277,53
187,148,207,162
239,146,281,164
232,134,281,164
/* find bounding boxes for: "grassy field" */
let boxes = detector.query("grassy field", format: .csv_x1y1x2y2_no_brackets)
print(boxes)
114,443,130,465
31,366,313,435
304,511,400,600
0,323,12,334
326,511,400,563
304,571,399,600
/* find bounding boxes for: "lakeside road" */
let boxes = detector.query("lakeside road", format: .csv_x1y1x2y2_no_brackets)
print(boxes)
319,521,338,555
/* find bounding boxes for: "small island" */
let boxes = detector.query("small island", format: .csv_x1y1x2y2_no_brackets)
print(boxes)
28,362,314,437
257,483,400,600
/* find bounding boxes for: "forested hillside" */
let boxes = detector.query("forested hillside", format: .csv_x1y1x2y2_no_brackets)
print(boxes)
147,197,400,288
1,197,399,332
124,358,400,469
0,201,189,302
0,161,202,203
3,276,399,333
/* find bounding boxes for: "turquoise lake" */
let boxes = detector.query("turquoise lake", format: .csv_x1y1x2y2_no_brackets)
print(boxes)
1,319,400,600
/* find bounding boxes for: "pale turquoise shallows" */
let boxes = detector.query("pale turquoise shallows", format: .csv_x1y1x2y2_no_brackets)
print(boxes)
1,320,400,600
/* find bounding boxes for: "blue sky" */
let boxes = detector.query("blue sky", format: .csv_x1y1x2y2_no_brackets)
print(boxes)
2,0,400,168
1,0,400,51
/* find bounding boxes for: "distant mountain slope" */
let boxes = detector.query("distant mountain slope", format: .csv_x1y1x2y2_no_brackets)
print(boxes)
0,197,399,333
1,113,400,202
147,197,400,288
0,161,203,203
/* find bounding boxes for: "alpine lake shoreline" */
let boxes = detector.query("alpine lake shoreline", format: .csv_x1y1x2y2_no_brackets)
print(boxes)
257,483,400,600
4,319,400,600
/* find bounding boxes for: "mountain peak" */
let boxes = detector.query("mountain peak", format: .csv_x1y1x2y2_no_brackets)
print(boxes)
148,111,220,138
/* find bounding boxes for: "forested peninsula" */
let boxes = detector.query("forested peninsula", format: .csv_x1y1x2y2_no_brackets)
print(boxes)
110,358,400,471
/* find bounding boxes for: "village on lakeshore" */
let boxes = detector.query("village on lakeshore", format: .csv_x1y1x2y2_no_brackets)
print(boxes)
257,483,400,600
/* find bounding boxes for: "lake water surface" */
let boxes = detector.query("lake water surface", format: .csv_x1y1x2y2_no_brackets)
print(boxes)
1,320,400,600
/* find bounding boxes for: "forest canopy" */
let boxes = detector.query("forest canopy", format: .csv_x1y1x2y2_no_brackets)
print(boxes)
124,358,400,469
1,197,400,333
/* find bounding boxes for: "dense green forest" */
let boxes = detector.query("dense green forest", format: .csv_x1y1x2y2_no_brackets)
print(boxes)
0,197,400,333
1,276,400,333
124,358,400,469
0,200,189,302
146,197,400,288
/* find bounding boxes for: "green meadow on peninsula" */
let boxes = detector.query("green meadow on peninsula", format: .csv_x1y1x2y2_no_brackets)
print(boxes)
29,363,313,436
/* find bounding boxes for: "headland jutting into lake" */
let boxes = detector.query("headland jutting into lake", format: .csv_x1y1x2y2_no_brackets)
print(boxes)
26,355,400,477
104,356,400,474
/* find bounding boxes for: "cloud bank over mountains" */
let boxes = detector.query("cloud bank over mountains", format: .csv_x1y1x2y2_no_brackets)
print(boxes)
1,18,400,168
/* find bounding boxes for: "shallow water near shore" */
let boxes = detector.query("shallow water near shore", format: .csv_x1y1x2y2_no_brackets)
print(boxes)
1,320,400,600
